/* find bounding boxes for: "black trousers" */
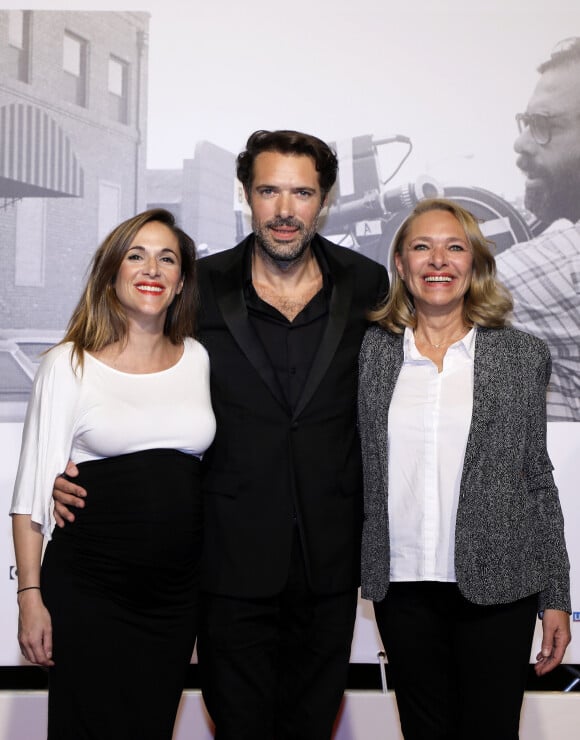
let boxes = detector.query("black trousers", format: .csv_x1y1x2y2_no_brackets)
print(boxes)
374,582,538,740
197,529,358,740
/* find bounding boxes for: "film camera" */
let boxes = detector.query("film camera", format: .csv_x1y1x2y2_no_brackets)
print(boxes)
321,134,540,268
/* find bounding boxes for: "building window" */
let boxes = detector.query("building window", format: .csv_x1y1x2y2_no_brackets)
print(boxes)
7,10,31,83
62,31,88,107
108,56,129,124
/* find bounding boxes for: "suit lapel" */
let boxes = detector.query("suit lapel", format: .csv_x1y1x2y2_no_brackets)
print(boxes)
212,237,359,419
212,249,288,412
293,251,353,420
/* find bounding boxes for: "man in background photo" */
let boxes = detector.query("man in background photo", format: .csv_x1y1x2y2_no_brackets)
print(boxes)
496,37,580,421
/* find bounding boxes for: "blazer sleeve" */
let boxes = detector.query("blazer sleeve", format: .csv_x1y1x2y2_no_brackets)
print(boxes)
526,340,570,613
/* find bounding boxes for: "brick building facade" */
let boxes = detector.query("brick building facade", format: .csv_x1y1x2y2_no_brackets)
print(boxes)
0,10,149,331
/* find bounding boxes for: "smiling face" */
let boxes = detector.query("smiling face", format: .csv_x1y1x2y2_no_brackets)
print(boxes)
247,151,326,265
114,220,183,330
394,209,473,319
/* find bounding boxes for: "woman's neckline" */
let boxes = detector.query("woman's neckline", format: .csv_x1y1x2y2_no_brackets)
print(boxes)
84,340,186,376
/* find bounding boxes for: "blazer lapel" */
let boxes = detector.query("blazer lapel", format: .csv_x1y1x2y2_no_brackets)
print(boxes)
212,254,288,412
293,254,354,420
463,328,503,474
379,334,404,482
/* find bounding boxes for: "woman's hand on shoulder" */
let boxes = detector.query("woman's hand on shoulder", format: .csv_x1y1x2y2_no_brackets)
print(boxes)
17,590,54,667
535,609,571,676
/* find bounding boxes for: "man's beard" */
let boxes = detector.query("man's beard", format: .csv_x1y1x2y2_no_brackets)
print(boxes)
522,167,580,225
253,216,320,267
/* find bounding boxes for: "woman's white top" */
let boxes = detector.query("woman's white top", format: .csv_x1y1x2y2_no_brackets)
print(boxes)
10,338,216,538
388,327,475,582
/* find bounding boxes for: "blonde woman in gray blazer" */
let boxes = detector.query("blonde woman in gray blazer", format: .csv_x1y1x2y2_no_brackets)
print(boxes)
358,198,570,740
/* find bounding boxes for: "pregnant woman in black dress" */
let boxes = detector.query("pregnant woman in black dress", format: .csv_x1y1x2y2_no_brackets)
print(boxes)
11,208,215,739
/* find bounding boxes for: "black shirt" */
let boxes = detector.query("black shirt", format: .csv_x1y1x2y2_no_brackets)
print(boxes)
244,241,332,413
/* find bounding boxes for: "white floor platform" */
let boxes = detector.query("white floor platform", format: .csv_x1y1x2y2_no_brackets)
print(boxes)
1,690,579,739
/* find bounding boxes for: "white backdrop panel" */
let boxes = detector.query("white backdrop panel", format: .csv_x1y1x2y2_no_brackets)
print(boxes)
2,422,579,665
1,0,579,668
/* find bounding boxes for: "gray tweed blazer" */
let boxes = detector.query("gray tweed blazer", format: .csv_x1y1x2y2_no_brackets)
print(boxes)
358,324,570,612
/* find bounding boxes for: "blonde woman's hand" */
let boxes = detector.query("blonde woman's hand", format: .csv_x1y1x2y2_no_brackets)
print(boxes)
535,609,571,676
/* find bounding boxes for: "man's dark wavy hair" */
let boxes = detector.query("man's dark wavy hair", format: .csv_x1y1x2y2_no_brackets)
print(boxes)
236,129,338,200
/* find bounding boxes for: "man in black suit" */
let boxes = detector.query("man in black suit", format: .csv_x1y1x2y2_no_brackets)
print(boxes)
196,130,387,739
53,129,388,739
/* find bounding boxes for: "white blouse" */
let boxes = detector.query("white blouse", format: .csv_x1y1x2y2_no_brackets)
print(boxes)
10,338,215,538
388,327,475,582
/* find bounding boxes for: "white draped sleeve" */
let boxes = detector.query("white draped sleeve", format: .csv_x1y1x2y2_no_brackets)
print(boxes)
10,343,81,539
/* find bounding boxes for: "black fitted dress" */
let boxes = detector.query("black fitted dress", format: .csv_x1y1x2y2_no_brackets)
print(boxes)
42,449,202,739
11,339,215,740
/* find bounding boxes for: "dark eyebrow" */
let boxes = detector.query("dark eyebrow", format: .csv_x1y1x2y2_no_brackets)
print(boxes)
128,245,179,255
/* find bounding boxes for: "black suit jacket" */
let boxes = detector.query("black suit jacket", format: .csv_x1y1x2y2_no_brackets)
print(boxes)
197,234,388,598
